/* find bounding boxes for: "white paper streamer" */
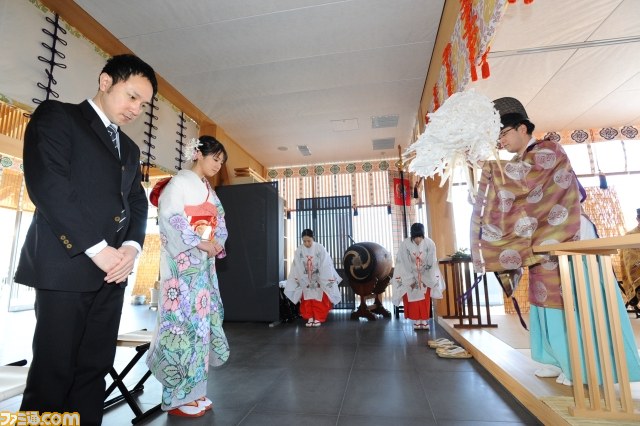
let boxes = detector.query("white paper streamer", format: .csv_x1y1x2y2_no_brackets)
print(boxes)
407,89,501,199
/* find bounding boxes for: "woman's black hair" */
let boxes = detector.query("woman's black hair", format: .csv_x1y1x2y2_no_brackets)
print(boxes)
197,135,228,163
410,223,425,240
301,229,314,239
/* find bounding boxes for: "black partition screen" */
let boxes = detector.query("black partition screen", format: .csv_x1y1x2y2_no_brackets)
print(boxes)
295,195,354,309
215,182,283,322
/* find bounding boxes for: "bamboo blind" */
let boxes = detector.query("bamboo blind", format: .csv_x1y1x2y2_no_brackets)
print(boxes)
503,267,530,314
582,186,625,281
0,168,21,209
275,171,390,213
130,233,161,298
0,168,34,212
0,101,30,141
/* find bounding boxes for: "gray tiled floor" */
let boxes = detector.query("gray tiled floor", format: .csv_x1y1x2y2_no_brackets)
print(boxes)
2,304,541,425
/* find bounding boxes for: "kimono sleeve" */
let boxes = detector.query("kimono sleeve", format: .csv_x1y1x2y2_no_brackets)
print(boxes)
283,246,305,303
316,244,342,285
158,177,201,258
210,190,228,259
391,240,415,305
421,238,443,288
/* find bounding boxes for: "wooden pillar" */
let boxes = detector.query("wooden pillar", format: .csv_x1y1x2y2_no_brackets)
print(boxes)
425,175,456,316
198,123,229,187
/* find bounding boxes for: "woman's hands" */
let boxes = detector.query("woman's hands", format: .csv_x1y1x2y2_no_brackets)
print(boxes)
197,240,223,258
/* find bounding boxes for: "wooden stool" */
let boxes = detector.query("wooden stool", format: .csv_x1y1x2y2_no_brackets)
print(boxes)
0,360,28,402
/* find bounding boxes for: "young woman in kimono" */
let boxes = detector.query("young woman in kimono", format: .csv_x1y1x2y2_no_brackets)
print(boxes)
284,229,342,327
146,136,229,417
392,223,443,330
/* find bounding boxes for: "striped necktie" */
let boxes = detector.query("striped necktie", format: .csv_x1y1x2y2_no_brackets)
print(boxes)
107,124,118,148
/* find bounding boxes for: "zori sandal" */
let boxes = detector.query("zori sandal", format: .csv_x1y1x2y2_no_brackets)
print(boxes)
437,345,472,359
427,338,453,348
168,401,205,417
436,344,463,354
196,396,213,411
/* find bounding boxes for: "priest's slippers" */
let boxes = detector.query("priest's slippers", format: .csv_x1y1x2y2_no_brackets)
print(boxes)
436,345,472,359
427,338,454,348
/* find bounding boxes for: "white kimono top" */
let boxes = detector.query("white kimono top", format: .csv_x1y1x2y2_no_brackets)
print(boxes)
284,241,342,304
391,236,442,305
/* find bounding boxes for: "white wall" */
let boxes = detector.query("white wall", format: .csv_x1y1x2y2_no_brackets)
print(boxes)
0,0,199,172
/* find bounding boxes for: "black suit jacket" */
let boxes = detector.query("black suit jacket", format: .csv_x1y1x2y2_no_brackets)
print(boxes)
15,100,148,291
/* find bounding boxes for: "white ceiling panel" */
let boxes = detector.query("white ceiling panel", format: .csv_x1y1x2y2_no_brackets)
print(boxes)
73,0,444,167
77,0,351,39
491,0,624,51
469,0,640,141
172,42,433,107
527,43,640,131
467,50,575,105
69,0,640,168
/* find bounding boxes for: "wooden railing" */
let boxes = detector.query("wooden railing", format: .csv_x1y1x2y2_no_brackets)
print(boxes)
439,256,497,328
533,234,640,421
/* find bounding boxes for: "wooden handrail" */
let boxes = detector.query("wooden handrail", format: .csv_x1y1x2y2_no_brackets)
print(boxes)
533,234,640,256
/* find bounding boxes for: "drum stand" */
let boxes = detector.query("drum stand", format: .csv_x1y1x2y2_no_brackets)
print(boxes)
350,278,392,320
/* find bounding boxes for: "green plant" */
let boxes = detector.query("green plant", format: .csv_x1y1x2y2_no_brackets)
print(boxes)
450,248,470,259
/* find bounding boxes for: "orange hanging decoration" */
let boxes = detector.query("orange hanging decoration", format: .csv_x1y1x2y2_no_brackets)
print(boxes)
460,0,479,82
480,49,490,79
442,42,453,96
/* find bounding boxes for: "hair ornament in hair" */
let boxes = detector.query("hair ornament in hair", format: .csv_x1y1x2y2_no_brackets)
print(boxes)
182,137,203,162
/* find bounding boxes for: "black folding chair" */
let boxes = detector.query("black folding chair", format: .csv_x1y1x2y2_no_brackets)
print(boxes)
104,330,162,424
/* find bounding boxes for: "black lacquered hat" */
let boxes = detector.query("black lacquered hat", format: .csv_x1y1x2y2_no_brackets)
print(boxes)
493,97,529,127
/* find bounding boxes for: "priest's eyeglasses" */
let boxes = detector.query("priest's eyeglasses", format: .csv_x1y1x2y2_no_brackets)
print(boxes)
498,127,514,139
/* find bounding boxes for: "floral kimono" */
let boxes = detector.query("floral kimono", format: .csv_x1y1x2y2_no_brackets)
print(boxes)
391,237,442,307
146,169,229,410
284,242,342,305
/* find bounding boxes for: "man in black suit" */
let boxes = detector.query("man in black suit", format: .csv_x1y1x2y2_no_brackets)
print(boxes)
15,54,157,425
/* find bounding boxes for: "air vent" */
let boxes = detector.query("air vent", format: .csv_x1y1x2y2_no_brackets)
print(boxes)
297,145,312,156
331,118,359,131
371,115,399,129
372,138,395,150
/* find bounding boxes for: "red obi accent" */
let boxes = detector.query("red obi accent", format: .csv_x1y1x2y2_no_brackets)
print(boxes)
185,202,218,241
149,177,172,207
